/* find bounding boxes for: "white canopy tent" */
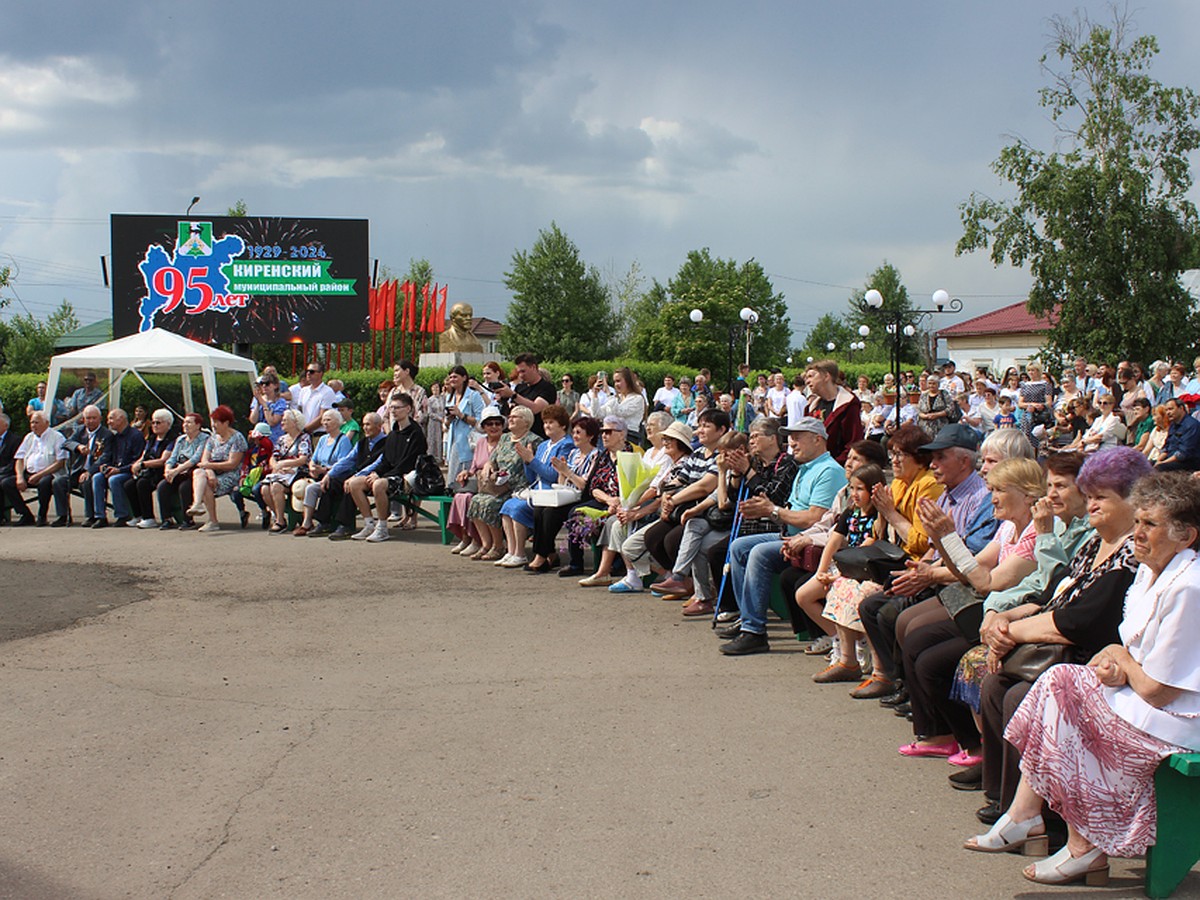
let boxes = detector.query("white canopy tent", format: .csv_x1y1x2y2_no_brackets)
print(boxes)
46,328,259,421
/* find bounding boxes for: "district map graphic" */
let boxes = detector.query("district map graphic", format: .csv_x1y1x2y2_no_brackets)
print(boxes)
136,223,248,331
112,214,369,343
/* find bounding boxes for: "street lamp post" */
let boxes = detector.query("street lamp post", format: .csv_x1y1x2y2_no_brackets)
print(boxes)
689,306,759,393
863,289,963,428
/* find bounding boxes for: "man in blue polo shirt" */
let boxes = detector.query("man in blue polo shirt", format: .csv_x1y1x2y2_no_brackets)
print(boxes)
719,417,847,655
1155,397,1200,472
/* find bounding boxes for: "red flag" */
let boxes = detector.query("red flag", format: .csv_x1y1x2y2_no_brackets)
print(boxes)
420,283,431,332
437,285,448,332
405,281,416,333
385,280,397,329
368,286,379,331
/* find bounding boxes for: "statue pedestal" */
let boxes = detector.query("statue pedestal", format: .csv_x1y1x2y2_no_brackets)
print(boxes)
419,351,486,370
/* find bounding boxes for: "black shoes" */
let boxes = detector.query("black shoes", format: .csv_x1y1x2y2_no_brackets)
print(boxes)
557,565,585,578
949,763,983,791
81,517,98,528
14,516,36,527
719,631,770,655
328,526,352,540
714,621,743,640
976,799,1002,825
879,685,909,708
892,701,912,717
50,516,69,528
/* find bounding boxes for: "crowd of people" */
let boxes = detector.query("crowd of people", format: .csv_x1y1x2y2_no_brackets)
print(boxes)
3,350,1200,890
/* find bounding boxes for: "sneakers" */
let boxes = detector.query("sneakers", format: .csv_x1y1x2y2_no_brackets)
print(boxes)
351,518,378,541
365,521,390,542
719,631,770,655
803,634,834,656
186,504,205,517
198,522,221,533
137,518,160,529
499,555,528,568
125,517,143,528
450,539,471,555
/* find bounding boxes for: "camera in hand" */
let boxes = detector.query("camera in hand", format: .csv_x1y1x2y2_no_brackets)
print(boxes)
486,381,505,392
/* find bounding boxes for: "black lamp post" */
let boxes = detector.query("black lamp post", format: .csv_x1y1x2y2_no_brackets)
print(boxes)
689,306,759,393
864,289,963,428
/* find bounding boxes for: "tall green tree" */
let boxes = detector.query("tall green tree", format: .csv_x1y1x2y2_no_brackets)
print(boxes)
0,300,81,373
627,250,790,384
845,261,920,363
957,10,1200,363
800,312,854,357
500,223,617,361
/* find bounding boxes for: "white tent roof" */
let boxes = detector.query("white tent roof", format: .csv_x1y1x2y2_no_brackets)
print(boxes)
46,328,258,420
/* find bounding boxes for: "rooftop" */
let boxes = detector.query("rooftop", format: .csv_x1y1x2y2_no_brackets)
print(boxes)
936,300,1052,338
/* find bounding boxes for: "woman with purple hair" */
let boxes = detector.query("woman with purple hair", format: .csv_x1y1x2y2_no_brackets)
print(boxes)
966,446,1152,837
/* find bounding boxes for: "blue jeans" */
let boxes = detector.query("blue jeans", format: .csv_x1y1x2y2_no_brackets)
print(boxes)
107,473,133,519
728,532,787,634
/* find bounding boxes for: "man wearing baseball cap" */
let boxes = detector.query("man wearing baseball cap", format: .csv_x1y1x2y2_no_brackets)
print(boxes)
719,416,847,655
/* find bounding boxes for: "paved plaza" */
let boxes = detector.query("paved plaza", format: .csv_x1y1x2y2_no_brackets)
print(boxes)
0,508,1194,899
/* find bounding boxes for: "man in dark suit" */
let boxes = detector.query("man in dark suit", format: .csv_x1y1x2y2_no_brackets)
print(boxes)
52,404,113,526
0,413,33,526
91,408,146,527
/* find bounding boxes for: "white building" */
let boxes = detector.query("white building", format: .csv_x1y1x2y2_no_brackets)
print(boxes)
936,301,1053,378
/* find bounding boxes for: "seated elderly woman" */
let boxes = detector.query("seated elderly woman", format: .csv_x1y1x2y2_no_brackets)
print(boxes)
467,405,541,562
588,418,692,590
891,457,1045,759
973,446,1152,824
186,405,247,533
964,472,1200,888
292,409,355,536
555,416,631,577
448,406,505,558
156,412,208,529
123,408,179,529
260,408,313,534
525,416,602,573
494,403,575,568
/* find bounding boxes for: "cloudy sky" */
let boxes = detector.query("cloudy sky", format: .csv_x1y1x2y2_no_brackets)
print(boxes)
3,0,1200,346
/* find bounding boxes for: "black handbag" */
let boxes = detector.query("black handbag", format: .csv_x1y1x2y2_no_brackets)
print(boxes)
704,503,735,531
833,540,908,584
411,454,447,496
938,582,986,642
1000,642,1071,683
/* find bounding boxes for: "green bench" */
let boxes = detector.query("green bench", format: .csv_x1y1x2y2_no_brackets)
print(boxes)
1146,752,1200,898
402,494,455,544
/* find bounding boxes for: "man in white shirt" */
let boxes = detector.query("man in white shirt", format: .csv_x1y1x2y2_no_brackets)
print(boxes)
14,412,69,524
295,360,336,435
652,375,681,412
785,374,807,427
938,361,965,396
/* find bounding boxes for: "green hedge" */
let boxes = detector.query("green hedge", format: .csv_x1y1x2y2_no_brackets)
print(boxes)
0,357,924,437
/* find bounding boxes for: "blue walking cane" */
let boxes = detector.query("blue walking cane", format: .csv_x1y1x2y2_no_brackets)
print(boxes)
712,478,749,627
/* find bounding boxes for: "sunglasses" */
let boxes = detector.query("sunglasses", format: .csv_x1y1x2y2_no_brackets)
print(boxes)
305,369,319,374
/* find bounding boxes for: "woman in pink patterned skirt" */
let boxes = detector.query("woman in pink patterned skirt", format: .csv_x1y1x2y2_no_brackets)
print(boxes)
963,472,1200,887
